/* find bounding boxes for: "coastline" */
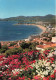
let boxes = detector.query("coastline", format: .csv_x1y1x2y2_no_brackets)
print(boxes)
35,24,46,35
0,24,46,42
27,24,46,35
14,23,46,35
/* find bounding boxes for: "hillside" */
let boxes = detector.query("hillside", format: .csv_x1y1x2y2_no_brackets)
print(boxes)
0,14,55,24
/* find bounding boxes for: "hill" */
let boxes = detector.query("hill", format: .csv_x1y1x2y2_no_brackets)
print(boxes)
0,14,55,24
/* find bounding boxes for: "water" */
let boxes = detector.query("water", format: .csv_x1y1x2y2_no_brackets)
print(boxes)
0,21,42,41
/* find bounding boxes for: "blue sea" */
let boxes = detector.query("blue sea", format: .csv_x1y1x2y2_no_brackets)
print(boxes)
0,21,42,41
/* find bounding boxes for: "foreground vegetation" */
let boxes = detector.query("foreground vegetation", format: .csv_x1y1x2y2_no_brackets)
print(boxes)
0,49,55,80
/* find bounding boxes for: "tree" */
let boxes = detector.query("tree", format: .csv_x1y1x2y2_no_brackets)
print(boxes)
0,49,6,53
0,43,1,49
2,45,8,50
20,42,31,49
5,47,23,56
10,42,16,46
29,44,36,50
40,42,43,45
36,42,39,45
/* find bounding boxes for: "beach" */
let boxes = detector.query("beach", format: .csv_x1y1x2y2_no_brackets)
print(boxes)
27,24,46,34
35,24,46,34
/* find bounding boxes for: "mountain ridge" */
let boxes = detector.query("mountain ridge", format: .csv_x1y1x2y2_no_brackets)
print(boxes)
0,14,55,24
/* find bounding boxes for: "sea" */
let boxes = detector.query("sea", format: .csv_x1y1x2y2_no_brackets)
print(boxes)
0,21,42,41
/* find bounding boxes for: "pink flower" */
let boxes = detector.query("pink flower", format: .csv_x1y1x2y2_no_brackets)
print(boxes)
14,59,18,62
0,74,3,77
8,77,11,80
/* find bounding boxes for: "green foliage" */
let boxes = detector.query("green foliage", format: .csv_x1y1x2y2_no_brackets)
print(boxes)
5,47,23,57
19,67,37,79
0,43,1,49
1,14,55,25
10,42,16,46
29,44,36,50
0,45,8,54
42,33,48,37
2,45,8,50
20,42,31,49
51,33,55,37
20,42,37,51
36,42,39,45
0,49,6,53
40,42,43,45
23,48,31,52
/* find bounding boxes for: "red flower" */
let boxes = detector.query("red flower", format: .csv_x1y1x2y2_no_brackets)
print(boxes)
43,76,50,80
34,76,41,80
32,60,36,63
50,74,55,78
51,61,53,63
28,65,33,69
19,76,25,80
50,57,54,61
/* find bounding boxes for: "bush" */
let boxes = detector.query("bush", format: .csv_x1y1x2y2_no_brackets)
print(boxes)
0,49,6,53
5,47,23,57
40,42,43,45
29,45,36,50
10,42,16,46
20,42,31,49
5,48,18,56
0,43,1,49
2,45,8,50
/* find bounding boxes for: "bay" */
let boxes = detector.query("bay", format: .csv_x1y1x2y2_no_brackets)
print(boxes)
0,21,42,41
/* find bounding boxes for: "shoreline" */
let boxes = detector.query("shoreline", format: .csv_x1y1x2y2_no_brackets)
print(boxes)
14,23,46,35
0,24,46,42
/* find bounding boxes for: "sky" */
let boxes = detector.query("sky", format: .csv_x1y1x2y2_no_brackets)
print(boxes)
0,0,55,18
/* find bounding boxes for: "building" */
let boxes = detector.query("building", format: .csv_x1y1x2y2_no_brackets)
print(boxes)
52,37,56,43
36,43,56,51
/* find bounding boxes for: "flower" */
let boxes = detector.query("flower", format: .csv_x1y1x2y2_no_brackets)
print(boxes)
0,50,55,80
8,77,11,80
19,76,25,80
50,74,55,78
34,75,41,80
43,77,49,80
31,59,55,78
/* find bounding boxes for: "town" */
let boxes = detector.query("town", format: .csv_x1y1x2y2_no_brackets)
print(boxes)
0,23,56,54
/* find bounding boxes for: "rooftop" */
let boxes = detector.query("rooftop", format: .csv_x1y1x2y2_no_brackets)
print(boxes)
36,43,56,49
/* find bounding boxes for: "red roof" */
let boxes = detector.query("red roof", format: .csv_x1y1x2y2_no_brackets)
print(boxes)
8,46,20,49
36,43,56,49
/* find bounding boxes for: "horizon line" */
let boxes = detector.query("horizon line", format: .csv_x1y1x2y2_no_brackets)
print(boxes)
0,14,55,19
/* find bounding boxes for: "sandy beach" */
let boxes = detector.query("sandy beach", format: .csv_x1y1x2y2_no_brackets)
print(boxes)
35,24,46,34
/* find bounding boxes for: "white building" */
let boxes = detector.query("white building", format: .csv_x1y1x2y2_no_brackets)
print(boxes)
52,37,56,43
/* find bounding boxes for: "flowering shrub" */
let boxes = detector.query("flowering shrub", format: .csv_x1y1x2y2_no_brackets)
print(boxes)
0,50,55,80
31,59,55,78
